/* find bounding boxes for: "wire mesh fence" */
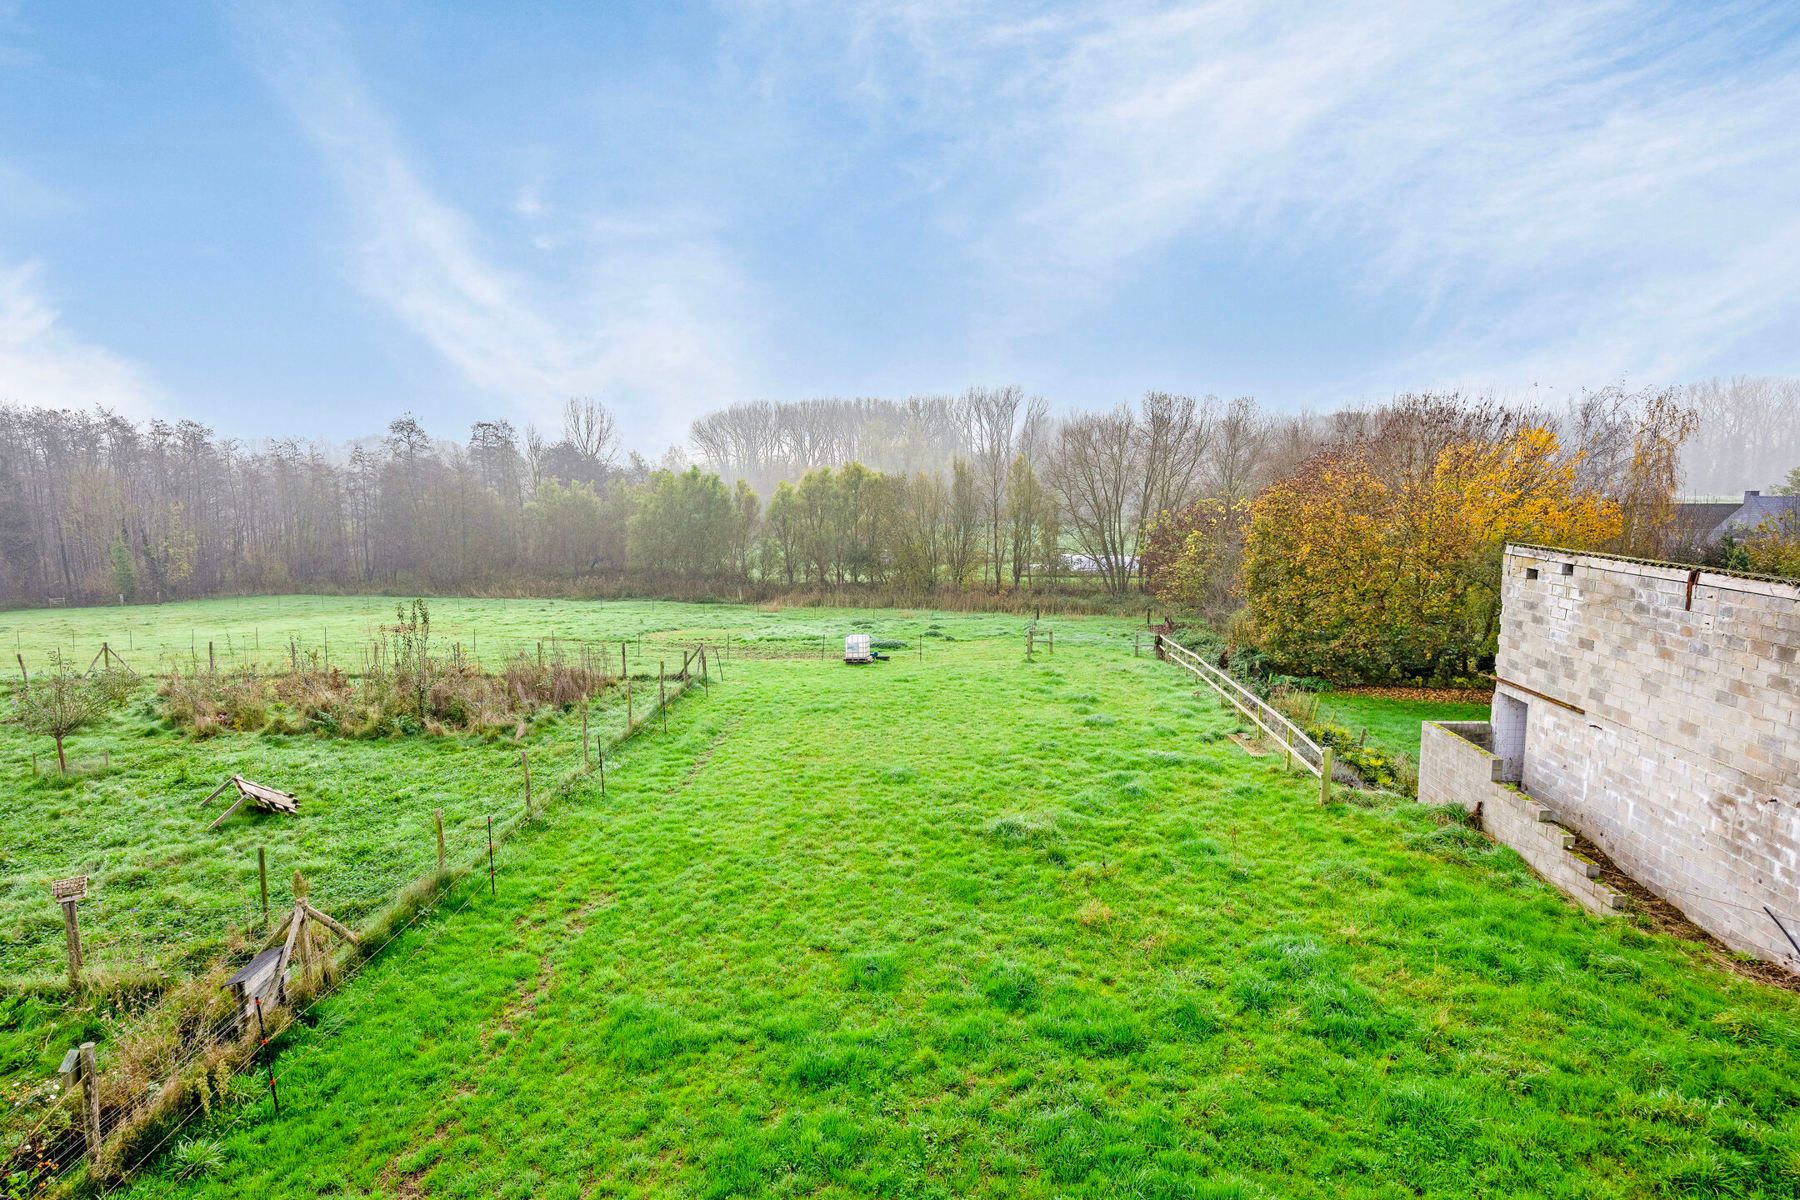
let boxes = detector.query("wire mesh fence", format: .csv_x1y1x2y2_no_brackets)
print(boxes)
4,658,710,1194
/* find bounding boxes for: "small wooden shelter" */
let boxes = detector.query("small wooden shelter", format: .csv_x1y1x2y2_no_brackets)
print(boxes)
225,876,358,1020
198,774,298,831
224,945,286,1015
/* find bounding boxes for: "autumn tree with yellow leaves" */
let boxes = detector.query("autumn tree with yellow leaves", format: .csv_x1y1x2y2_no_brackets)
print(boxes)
1241,426,1621,682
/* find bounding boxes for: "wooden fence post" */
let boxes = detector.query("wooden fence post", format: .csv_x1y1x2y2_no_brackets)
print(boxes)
487,816,496,896
433,809,446,874
208,641,215,672
61,1041,101,1169
621,641,628,680
598,749,605,796
521,751,532,814
258,847,269,927
1319,748,1333,805
60,898,82,990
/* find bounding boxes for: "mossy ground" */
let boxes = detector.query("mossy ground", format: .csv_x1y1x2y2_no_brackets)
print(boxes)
2,606,1778,1199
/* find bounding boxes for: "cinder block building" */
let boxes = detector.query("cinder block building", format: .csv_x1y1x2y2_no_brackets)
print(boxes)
1419,545,1800,971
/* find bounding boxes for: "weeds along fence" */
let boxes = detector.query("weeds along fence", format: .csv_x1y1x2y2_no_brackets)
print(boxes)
7,647,719,1196
5,641,715,980
8,629,723,682
1155,634,1327,779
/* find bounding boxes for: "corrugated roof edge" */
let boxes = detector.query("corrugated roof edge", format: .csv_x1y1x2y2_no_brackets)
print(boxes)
1507,543,1799,589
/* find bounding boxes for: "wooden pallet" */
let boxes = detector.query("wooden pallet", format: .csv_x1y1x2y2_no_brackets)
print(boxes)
199,774,299,831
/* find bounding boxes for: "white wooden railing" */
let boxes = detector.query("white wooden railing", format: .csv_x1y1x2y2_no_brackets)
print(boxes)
1158,635,1326,778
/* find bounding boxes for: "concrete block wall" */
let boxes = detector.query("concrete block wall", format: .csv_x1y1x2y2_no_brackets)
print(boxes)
1484,547,1798,969
1420,722,1625,916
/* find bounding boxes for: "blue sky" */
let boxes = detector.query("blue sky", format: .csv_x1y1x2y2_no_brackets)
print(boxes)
3,1,1798,450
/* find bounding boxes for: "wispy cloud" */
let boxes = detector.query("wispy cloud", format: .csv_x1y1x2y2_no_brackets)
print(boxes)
0,1,32,69
745,0,1800,392
0,261,159,416
234,3,761,446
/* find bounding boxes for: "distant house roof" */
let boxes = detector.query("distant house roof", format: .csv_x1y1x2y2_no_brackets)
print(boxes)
1706,491,1800,546
1674,501,1739,536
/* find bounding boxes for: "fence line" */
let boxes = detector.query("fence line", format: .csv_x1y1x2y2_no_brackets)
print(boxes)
10,648,718,1193
10,633,702,680
1156,635,1326,777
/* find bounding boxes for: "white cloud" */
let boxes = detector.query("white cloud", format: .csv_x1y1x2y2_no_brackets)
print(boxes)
235,4,762,447
511,184,545,221
0,261,159,417
748,0,1800,391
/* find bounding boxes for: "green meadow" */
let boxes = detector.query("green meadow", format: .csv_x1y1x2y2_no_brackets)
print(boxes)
0,599,1795,1197
1314,692,1492,763
0,594,1017,676
0,602,1016,1133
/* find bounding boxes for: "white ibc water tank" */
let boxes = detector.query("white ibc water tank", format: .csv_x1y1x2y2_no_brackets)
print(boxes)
844,634,871,661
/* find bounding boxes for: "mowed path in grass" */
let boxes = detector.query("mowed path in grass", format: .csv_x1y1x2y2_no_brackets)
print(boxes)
123,631,1798,1199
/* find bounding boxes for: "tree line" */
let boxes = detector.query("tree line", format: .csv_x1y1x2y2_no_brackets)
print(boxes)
1140,388,1797,683
0,382,1790,622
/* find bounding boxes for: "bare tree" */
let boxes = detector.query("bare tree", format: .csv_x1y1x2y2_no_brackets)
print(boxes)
1045,407,1139,594
965,386,1048,590
1133,392,1216,583
944,458,983,589
563,398,620,469
523,425,549,493
1677,377,1800,497
1208,396,1274,522
13,664,107,773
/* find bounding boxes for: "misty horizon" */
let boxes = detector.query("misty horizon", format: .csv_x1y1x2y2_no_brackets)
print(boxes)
4,3,1799,450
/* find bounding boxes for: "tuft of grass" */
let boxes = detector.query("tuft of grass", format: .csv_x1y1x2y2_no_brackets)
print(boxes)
843,951,902,993
983,811,1058,844
981,961,1041,1014
1076,899,1115,927
167,1137,225,1180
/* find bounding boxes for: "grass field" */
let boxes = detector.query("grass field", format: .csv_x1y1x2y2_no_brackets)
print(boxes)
1315,692,1492,763
0,603,1030,1139
0,595,1022,677
4,599,1797,1198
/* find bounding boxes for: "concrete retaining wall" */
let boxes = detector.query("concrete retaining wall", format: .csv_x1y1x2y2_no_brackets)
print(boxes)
1420,721,1624,916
